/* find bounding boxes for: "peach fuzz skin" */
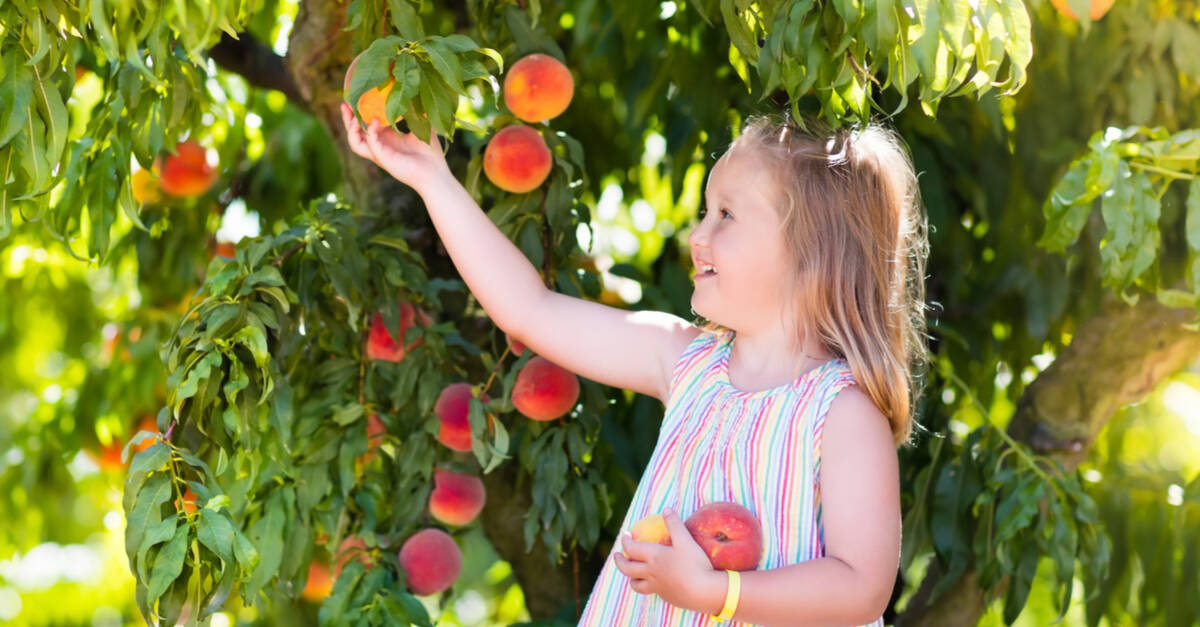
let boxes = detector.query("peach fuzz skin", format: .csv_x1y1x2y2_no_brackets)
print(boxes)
483,124,552,194
511,356,580,421
503,53,575,123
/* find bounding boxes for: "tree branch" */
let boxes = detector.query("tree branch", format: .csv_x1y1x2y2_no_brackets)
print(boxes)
208,32,305,105
897,290,1200,626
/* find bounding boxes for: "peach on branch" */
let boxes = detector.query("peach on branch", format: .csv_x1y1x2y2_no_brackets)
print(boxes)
428,469,486,526
157,140,217,197
511,356,580,421
503,53,575,123
175,487,199,516
301,561,334,601
483,124,552,194
434,382,492,452
398,528,462,596
130,415,160,456
333,536,374,578
131,168,161,205
1049,0,1115,20
366,302,432,362
344,50,404,127
357,414,388,465
505,332,529,356
684,502,763,571
85,439,125,472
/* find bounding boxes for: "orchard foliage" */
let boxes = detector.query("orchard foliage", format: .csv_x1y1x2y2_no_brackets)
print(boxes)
1,0,1199,626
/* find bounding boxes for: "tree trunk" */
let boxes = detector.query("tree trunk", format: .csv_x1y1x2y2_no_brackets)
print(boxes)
898,292,1200,625
480,461,608,620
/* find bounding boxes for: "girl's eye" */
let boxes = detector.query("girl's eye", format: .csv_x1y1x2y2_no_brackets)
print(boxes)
720,209,732,220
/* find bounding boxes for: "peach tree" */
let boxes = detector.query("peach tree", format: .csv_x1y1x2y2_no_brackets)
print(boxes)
2,0,1199,626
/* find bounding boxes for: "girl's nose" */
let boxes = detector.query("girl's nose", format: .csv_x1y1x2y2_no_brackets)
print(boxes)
688,218,709,249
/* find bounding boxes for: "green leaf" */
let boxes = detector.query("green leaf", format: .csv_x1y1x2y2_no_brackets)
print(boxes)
387,0,425,40
0,53,33,148
135,516,179,582
518,216,545,268
198,509,236,567
421,40,464,93
125,473,174,571
147,525,190,602
31,66,68,174
418,76,456,138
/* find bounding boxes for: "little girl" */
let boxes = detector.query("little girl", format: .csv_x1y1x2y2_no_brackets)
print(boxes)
342,105,928,626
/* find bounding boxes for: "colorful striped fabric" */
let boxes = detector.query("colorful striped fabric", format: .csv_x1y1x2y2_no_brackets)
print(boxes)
578,327,884,626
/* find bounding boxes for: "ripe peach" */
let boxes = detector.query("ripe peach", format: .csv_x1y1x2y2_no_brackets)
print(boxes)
131,168,161,205
511,356,580,421
398,528,462,596
503,53,574,123
1049,0,1114,20
624,513,671,557
176,488,199,516
357,414,388,465
130,416,160,456
428,469,486,526
483,124,552,194
86,439,125,471
505,332,529,356
434,383,491,452
684,502,763,571
333,536,374,578
211,240,236,260
344,51,403,127
301,561,334,601
158,140,217,197
366,303,432,362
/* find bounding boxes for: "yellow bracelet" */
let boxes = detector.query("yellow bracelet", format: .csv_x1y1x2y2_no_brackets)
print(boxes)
712,569,740,622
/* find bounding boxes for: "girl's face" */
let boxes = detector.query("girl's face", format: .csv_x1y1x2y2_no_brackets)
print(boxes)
688,150,797,333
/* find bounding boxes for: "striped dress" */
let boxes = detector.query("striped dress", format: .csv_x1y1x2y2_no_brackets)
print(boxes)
578,327,885,626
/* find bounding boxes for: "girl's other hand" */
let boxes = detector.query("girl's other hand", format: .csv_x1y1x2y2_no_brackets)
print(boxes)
340,103,451,196
612,509,724,614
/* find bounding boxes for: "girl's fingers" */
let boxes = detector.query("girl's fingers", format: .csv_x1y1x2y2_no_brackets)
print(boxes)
364,119,384,161
342,105,370,157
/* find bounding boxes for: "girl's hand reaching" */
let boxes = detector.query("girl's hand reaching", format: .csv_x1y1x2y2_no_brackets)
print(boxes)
340,103,451,196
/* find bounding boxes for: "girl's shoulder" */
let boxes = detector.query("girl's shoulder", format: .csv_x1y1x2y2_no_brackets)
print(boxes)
663,326,729,397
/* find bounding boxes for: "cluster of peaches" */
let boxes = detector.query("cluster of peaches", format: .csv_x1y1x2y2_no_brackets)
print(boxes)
299,300,580,599
345,49,574,194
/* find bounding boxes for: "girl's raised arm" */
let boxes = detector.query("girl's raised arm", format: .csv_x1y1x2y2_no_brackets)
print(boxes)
344,108,699,401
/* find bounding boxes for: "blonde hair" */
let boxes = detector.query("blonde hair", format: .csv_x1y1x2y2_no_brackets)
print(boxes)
697,113,931,447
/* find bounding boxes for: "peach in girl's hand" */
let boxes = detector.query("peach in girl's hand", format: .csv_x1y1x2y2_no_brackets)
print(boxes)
624,513,672,558
685,501,764,571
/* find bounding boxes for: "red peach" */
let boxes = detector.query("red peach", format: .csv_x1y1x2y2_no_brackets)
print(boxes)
333,536,374,578
505,332,529,356
434,383,492,452
398,528,462,596
684,502,764,571
511,356,580,421
301,561,334,601
130,416,159,456
357,414,388,465
344,51,403,127
428,469,486,526
366,302,432,362
158,140,217,197
503,53,575,123
483,124,553,194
